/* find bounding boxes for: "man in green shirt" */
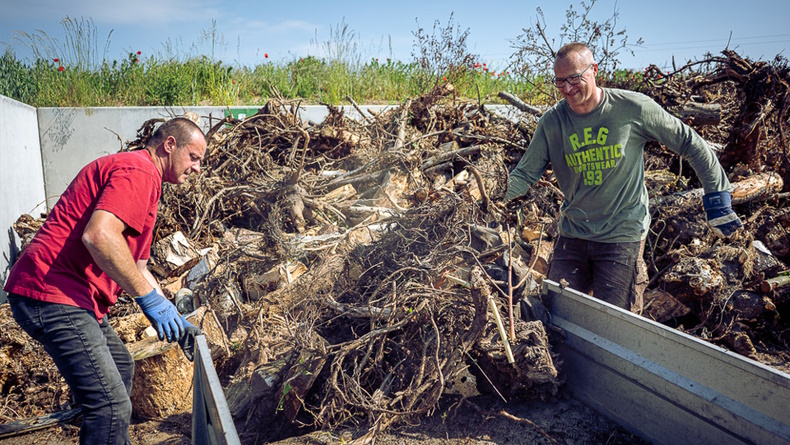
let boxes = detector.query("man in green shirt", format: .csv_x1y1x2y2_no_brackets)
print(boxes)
506,42,742,311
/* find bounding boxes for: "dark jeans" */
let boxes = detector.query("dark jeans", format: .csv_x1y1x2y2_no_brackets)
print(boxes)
7,294,134,445
547,236,643,311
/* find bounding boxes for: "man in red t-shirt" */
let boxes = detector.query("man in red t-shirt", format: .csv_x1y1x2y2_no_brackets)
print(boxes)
4,117,206,445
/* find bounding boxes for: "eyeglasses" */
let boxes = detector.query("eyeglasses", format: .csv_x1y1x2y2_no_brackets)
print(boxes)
553,63,595,88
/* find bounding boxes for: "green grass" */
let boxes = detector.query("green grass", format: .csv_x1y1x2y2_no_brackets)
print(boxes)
0,10,656,108
0,49,643,108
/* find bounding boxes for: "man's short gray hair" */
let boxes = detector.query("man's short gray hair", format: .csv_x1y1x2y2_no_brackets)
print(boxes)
556,43,594,63
148,117,206,148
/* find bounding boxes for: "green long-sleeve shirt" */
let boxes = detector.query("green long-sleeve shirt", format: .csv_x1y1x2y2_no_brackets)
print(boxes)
506,88,731,243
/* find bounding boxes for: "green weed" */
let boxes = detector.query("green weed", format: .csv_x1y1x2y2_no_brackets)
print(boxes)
2,5,646,108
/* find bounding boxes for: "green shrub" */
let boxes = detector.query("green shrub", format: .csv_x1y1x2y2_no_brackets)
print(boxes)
0,50,38,103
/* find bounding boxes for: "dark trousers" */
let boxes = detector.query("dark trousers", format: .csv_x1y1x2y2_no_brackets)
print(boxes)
7,294,134,445
547,236,644,312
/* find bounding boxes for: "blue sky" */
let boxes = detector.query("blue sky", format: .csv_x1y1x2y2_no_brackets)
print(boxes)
1,0,788,72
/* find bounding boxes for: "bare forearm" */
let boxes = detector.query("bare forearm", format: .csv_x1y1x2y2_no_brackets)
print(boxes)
84,233,152,296
82,209,152,297
138,264,163,295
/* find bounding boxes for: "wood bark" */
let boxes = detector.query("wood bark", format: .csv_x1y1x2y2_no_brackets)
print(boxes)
126,306,227,419
0,408,81,439
498,91,543,117
421,145,482,170
761,275,790,293
652,172,783,207
676,102,721,126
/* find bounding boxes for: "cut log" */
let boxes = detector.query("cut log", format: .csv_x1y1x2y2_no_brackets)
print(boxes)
126,306,227,419
243,261,308,301
676,102,721,126
498,91,543,117
651,171,783,207
750,240,785,278
222,227,268,258
730,172,784,204
421,145,481,170
319,126,360,147
148,231,201,278
322,183,357,202
128,339,193,418
643,288,691,323
0,408,81,439
526,238,553,278
761,274,790,293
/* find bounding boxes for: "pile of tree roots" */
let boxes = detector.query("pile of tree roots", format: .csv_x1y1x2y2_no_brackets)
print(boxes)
1,50,789,443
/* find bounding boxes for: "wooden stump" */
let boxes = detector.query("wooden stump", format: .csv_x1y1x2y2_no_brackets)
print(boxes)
470,317,561,401
129,338,193,418
125,306,227,419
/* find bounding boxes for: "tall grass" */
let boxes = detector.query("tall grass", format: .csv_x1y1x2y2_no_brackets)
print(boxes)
1,49,556,108
0,15,642,108
12,17,112,72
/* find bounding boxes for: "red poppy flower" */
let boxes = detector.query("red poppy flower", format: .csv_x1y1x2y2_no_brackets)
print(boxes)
53,58,59,63
57,66,65,72
443,76,447,81
135,58,139,63
264,53,268,58
232,80,236,84
483,63,486,67
136,50,141,55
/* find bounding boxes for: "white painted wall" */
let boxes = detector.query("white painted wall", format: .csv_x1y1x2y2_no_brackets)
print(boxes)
0,96,47,302
2,99,516,303
37,106,227,209
35,104,397,208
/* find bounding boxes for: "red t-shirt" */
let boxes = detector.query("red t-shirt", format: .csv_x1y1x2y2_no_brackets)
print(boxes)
4,150,162,320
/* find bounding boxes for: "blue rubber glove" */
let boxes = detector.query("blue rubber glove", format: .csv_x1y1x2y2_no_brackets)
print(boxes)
135,289,184,343
178,317,202,362
702,191,743,237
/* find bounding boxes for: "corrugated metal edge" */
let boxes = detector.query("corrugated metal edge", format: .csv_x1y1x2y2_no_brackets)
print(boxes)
544,279,790,445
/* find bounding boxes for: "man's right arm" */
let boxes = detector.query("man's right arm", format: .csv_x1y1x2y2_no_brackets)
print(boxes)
82,209,153,296
505,123,551,202
83,209,185,341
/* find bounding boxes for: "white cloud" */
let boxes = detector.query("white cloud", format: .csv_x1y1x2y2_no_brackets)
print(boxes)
1,0,222,26
267,20,317,34
225,18,318,35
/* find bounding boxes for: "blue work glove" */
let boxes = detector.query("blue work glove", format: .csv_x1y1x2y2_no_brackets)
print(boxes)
178,317,202,362
702,191,743,238
135,289,184,343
